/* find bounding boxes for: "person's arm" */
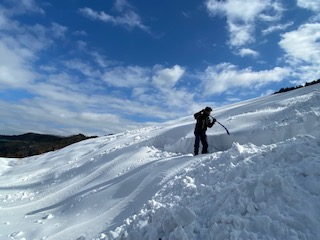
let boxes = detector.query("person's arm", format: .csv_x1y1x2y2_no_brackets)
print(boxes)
207,116,216,128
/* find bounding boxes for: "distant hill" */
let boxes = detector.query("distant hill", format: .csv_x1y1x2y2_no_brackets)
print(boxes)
0,133,97,158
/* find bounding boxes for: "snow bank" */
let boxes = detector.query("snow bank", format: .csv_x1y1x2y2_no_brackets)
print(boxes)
149,87,320,154
111,135,320,240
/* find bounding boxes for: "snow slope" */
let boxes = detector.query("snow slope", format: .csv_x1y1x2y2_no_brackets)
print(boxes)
0,84,320,240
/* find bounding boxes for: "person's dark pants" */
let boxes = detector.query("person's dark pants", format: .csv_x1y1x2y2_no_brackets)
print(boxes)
194,132,208,155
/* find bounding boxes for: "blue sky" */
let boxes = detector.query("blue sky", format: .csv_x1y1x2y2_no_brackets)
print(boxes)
0,0,319,136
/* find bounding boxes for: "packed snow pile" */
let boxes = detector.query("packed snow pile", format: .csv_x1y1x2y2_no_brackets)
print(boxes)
0,85,319,240
114,135,320,240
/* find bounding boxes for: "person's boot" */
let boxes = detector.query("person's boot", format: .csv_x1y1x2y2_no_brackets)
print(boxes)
202,149,208,154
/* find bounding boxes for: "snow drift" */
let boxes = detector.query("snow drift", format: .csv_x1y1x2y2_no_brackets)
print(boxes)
0,84,319,240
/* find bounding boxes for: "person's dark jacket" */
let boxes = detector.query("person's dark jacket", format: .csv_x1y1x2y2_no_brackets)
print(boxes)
194,110,215,134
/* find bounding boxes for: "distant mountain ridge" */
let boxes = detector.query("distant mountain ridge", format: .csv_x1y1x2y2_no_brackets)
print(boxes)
0,133,97,158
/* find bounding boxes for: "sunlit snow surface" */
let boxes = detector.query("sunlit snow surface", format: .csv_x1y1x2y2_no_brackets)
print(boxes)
0,85,320,240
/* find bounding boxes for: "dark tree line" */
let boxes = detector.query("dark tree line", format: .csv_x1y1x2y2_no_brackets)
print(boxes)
0,133,97,158
274,79,320,94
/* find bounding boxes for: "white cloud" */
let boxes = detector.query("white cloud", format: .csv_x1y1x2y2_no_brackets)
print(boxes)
205,0,284,48
0,98,131,136
259,1,284,21
148,65,193,109
226,0,268,23
290,64,320,86
28,79,87,104
161,89,194,108
200,63,291,95
73,30,87,36
114,0,132,12
206,0,269,22
18,0,45,14
2,0,44,16
90,51,115,68
0,5,69,90
238,48,259,57
100,64,185,91
78,8,113,22
100,64,189,110
279,23,320,64
63,59,101,78
152,65,185,88
297,0,320,11
102,66,150,88
228,22,254,47
51,23,68,39
0,11,8,28
0,41,35,88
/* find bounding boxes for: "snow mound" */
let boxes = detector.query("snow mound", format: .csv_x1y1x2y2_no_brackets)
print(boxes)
111,135,320,240
0,85,319,240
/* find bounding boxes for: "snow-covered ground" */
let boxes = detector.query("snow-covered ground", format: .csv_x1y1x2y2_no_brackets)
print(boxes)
0,84,320,240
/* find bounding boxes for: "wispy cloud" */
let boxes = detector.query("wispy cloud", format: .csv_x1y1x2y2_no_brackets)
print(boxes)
51,23,68,39
79,0,149,32
262,21,294,35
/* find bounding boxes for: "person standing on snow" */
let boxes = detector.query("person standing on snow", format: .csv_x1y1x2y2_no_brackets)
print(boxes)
193,107,216,155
